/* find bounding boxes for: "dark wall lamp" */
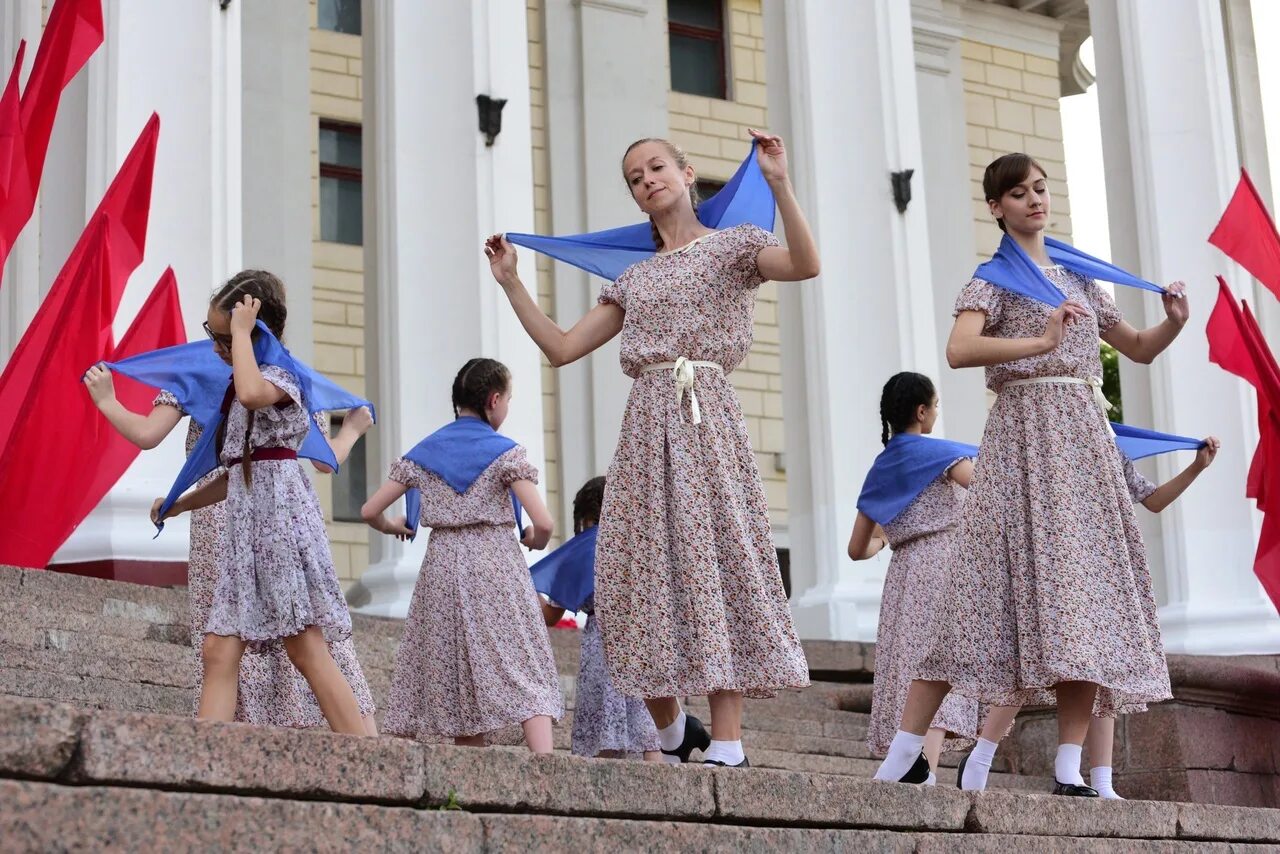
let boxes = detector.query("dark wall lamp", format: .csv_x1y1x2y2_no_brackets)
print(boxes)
476,95,507,147
891,168,914,214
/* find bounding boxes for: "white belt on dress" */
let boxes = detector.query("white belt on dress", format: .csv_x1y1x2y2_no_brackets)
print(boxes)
1000,375,1114,436
641,357,723,425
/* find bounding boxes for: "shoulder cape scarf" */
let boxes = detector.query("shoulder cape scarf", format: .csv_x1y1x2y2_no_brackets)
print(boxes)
104,320,373,532
973,233,1166,307
400,416,523,540
506,142,776,281
527,525,598,613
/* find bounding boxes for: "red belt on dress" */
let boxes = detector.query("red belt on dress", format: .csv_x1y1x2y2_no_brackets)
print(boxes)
225,447,298,467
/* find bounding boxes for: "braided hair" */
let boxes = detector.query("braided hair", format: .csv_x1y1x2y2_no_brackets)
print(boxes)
451,358,511,425
210,270,289,488
879,372,936,445
621,137,701,250
572,476,606,535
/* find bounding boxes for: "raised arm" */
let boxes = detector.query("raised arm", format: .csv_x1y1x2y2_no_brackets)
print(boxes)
486,234,624,367
847,511,888,561
1101,282,1188,365
749,130,820,282
946,302,1086,369
313,406,374,473
228,295,287,410
1141,436,1219,513
83,365,184,450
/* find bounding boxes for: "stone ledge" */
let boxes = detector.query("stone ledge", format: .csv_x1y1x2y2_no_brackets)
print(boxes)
966,791,1179,839
0,698,84,779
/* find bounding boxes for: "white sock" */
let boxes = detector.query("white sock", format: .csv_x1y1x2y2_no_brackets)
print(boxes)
925,772,937,786
703,739,745,766
1090,766,1123,799
960,737,999,791
874,730,926,781
1055,743,1085,786
657,711,687,754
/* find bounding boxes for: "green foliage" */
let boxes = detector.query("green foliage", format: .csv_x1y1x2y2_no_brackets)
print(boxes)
1100,342,1123,423
439,788,463,811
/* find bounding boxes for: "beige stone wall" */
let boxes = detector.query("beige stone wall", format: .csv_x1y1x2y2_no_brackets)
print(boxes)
308,0,368,587
666,0,788,529
960,40,1074,257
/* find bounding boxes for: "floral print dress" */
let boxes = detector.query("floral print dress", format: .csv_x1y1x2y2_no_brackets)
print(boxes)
594,224,810,699
913,267,1172,716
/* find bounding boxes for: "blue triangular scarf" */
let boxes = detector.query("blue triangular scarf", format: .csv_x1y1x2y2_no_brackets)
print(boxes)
528,525,598,613
105,321,374,531
1112,423,1205,461
974,233,1166,307
400,416,523,539
506,142,776,281
856,434,979,527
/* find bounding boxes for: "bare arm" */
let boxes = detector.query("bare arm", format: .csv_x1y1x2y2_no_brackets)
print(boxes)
847,512,888,561
511,478,555,551
227,295,287,410
746,130,819,282
947,458,975,489
313,406,374,473
151,475,229,524
541,600,567,627
361,479,414,538
83,365,184,449
1101,282,1188,365
1141,437,1219,513
946,302,1086,369
486,236,624,368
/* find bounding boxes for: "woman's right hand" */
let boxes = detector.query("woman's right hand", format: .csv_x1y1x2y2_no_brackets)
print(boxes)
1041,300,1087,352
150,497,168,525
82,364,116,407
484,234,519,286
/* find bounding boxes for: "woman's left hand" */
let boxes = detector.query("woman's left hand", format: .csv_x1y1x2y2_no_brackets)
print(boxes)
229,294,261,338
1195,435,1220,470
1162,281,1189,327
749,129,789,185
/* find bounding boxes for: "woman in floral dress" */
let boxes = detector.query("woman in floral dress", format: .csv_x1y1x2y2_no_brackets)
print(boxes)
486,130,819,768
872,153,1187,795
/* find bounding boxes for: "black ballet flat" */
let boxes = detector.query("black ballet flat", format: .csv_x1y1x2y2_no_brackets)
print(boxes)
955,750,971,789
1053,781,1100,797
899,751,932,784
660,714,712,763
703,756,750,768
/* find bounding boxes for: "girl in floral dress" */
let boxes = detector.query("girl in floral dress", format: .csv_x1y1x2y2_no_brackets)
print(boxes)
847,372,983,783
873,153,1188,795
360,358,563,752
487,130,818,768
84,273,377,732
149,275,369,735
538,477,661,760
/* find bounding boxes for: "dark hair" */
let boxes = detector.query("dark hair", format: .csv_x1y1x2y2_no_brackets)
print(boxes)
451,358,511,425
879,372,936,445
210,269,287,339
572,476,606,535
209,270,290,488
982,153,1048,233
622,137,700,250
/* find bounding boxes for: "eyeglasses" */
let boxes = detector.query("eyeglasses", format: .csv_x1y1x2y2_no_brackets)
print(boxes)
202,321,233,348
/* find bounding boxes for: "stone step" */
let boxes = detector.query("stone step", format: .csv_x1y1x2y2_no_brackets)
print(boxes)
3,695,1276,848
0,670,191,716
748,749,1050,792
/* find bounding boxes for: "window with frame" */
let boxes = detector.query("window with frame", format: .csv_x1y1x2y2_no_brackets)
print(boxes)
668,0,727,100
329,414,367,523
318,0,361,35
319,120,363,246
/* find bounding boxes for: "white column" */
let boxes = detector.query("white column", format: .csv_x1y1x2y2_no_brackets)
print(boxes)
764,0,943,640
0,0,43,361
349,0,544,617
541,0,669,525
53,0,244,566
1091,0,1280,653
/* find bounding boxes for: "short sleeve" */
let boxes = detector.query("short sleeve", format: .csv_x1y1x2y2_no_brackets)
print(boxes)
259,365,303,408
152,389,186,415
1122,456,1157,504
598,270,628,312
1084,280,1122,332
731,224,781,290
954,277,1003,328
389,457,426,491
494,445,539,486
313,410,330,434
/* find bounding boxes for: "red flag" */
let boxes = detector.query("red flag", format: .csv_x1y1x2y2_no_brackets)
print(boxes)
1207,276,1260,387
1209,170,1280,302
0,215,115,567
0,41,32,269
74,268,186,526
0,113,158,456
18,0,103,195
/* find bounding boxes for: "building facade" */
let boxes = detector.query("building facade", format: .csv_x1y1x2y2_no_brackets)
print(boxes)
1,0,1276,653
